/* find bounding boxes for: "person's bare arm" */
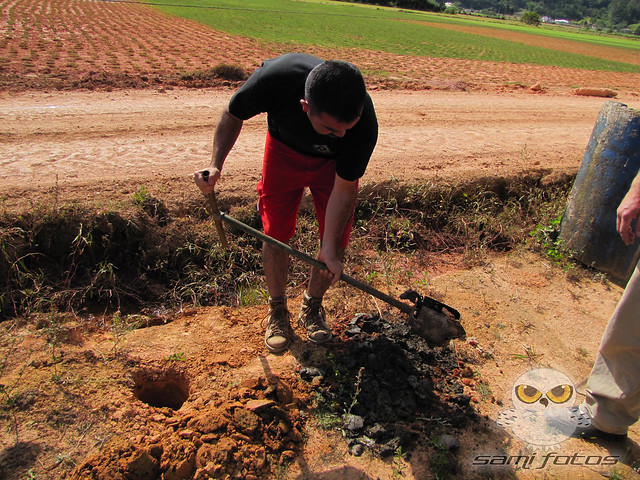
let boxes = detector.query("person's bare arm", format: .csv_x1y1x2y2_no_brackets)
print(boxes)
317,175,358,284
617,171,640,245
194,106,243,193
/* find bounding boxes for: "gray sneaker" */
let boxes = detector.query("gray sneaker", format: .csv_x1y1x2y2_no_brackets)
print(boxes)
298,292,332,344
264,297,291,353
547,404,628,442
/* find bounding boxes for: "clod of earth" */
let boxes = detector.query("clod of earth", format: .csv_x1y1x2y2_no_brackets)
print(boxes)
574,87,618,98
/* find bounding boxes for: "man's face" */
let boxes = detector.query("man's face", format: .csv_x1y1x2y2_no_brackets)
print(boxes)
300,99,360,138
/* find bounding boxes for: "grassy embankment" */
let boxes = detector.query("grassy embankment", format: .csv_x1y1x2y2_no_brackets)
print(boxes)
0,177,573,321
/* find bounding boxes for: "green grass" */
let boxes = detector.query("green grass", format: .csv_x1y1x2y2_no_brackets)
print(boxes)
151,0,640,72
425,13,640,51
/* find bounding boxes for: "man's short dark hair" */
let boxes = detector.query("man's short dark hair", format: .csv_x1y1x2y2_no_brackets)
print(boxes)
304,60,366,123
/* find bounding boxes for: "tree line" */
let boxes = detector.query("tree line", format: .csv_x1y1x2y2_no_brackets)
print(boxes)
340,0,640,31
456,0,639,29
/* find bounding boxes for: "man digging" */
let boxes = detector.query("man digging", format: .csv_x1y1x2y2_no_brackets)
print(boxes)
194,53,378,353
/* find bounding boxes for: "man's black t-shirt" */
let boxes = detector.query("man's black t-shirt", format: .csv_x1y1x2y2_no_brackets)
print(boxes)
228,53,378,182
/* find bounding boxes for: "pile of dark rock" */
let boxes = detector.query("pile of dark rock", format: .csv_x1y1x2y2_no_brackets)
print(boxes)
299,313,476,457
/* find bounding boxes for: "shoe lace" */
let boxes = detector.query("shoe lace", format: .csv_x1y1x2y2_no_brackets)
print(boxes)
264,302,290,336
300,298,326,329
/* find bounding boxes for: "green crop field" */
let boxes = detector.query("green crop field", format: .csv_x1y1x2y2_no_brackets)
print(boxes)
414,12,639,50
151,0,640,73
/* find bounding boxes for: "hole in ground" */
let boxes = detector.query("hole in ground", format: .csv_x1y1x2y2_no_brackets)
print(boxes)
133,368,190,410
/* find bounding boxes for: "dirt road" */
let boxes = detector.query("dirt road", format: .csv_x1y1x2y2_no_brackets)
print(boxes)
3,88,639,199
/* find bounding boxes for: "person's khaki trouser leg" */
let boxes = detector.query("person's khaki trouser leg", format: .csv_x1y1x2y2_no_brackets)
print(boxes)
584,263,640,435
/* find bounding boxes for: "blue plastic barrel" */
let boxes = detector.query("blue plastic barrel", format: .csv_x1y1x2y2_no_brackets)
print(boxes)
559,101,640,284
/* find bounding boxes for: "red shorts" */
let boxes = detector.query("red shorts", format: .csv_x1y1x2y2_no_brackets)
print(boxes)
257,133,356,249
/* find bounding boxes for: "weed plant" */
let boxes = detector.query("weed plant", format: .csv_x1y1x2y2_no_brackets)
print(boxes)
180,64,246,83
353,175,572,267
0,176,573,322
429,436,460,479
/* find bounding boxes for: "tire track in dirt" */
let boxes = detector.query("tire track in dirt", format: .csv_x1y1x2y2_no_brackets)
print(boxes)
4,88,640,204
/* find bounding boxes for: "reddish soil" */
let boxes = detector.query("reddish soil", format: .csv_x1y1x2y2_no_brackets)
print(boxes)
1,0,639,94
2,1,640,480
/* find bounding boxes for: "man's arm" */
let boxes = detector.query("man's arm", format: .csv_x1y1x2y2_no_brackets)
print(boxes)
317,175,358,284
194,106,243,193
617,171,640,245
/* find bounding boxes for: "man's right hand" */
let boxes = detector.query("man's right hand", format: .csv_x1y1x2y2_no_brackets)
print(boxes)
617,199,640,245
194,167,220,194
617,174,640,245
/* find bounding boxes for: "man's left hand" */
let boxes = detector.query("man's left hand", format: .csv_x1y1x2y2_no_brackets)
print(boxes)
318,251,343,285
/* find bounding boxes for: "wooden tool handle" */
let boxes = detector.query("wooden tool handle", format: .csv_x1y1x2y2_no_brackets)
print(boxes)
201,171,228,247
207,191,228,247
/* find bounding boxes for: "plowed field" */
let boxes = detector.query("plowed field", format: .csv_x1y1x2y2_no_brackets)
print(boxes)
1,0,639,94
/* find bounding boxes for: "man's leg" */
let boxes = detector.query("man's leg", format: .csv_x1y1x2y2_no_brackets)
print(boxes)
263,242,290,298
306,174,356,300
297,248,344,344
258,134,306,353
583,263,640,435
298,179,355,344
262,243,292,353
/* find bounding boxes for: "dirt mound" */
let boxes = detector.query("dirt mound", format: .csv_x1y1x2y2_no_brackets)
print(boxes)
73,373,308,480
